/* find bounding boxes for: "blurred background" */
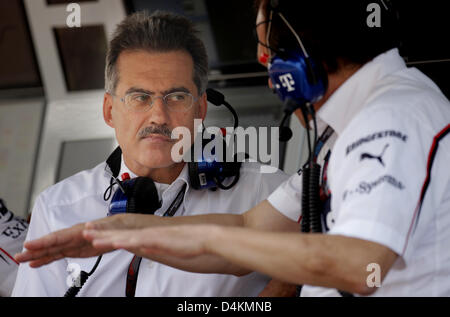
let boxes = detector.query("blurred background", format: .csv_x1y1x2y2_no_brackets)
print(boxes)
0,0,449,218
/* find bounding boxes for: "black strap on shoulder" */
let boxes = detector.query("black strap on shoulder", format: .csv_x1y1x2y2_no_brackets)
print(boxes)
106,146,123,178
163,183,187,217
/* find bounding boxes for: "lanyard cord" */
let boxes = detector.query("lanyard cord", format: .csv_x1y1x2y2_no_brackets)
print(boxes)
163,183,187,217
313,125,334,162
299,125,334,173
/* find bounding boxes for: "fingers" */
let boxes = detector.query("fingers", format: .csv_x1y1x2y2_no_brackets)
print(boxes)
28,253,65,268
15,241,68,263
16,244,68,264
22,223,85,251
83,229,138,249
16,246,68,267
84,227,195,256
15,224,92,264
16,242,111,267
15,220,130,266
83,229,163,258
16,223,201,267
84,228,164,253
85,214,125,230
85,219,112,230
22,232,59,250
14,250,46,263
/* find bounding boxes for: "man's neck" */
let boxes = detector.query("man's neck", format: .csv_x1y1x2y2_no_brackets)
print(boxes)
123,157,186,184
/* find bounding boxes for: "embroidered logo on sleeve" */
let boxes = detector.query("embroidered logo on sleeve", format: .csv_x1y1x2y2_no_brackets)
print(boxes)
360,143,389,167
342,174,405,201
346,130,407,156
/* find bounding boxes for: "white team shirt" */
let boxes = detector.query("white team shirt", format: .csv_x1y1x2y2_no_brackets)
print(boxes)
0,200,28,297
12,159,288,297
268,49,450,296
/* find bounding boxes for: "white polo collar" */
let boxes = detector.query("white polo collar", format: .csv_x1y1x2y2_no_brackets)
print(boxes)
317,48,407,135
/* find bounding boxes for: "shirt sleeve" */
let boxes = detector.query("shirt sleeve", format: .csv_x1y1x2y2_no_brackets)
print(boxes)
12,195,68,297
267,172,303,222
328,107,431,263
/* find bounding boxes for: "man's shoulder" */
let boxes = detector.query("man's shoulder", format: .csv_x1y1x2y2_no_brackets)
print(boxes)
342,72,450,143
38,161,109,208
363,68,450,126
239,161,288,181
236,161,289,196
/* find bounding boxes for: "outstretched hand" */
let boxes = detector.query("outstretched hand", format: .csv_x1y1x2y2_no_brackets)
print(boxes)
14,214,144,268
83,224,217,260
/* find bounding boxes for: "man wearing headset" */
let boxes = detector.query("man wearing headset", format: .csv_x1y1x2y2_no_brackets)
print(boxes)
12,11,291,297
16,1,450,296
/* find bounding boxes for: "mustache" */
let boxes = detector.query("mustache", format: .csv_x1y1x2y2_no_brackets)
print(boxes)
138,125,173,139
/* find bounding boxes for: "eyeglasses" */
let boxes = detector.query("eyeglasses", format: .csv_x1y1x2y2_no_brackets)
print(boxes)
112,91,198,113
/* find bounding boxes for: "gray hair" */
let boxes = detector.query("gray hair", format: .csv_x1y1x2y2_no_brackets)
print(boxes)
105,11,209,95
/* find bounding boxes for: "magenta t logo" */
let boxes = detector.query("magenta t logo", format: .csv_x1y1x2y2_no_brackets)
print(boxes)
278,73,296,92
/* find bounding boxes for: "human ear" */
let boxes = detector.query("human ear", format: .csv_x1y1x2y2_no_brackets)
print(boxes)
199,92,208,121
103,93,115,128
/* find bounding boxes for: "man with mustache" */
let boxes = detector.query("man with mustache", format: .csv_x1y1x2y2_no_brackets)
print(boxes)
12,11,290,296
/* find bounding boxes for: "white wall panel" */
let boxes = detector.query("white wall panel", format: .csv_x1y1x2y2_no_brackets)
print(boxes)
0,99,44,217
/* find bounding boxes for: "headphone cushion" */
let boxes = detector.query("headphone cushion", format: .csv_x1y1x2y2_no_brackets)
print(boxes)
126,177,161,214
269,51,327,104
188,162,201,190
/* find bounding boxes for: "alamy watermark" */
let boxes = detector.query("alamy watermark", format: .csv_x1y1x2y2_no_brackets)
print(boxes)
366,262,381,288
171,119,280,174
366,1,389,28
66,3,81,28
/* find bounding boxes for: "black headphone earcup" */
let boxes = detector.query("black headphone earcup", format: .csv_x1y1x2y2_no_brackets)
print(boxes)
187,114,241,191
215,161,242,190
279,126,293,142
221,161,241,178
126,177,161,214
188,161,201,190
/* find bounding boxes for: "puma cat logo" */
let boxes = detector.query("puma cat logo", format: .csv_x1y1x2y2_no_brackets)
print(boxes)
360,144,389,167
